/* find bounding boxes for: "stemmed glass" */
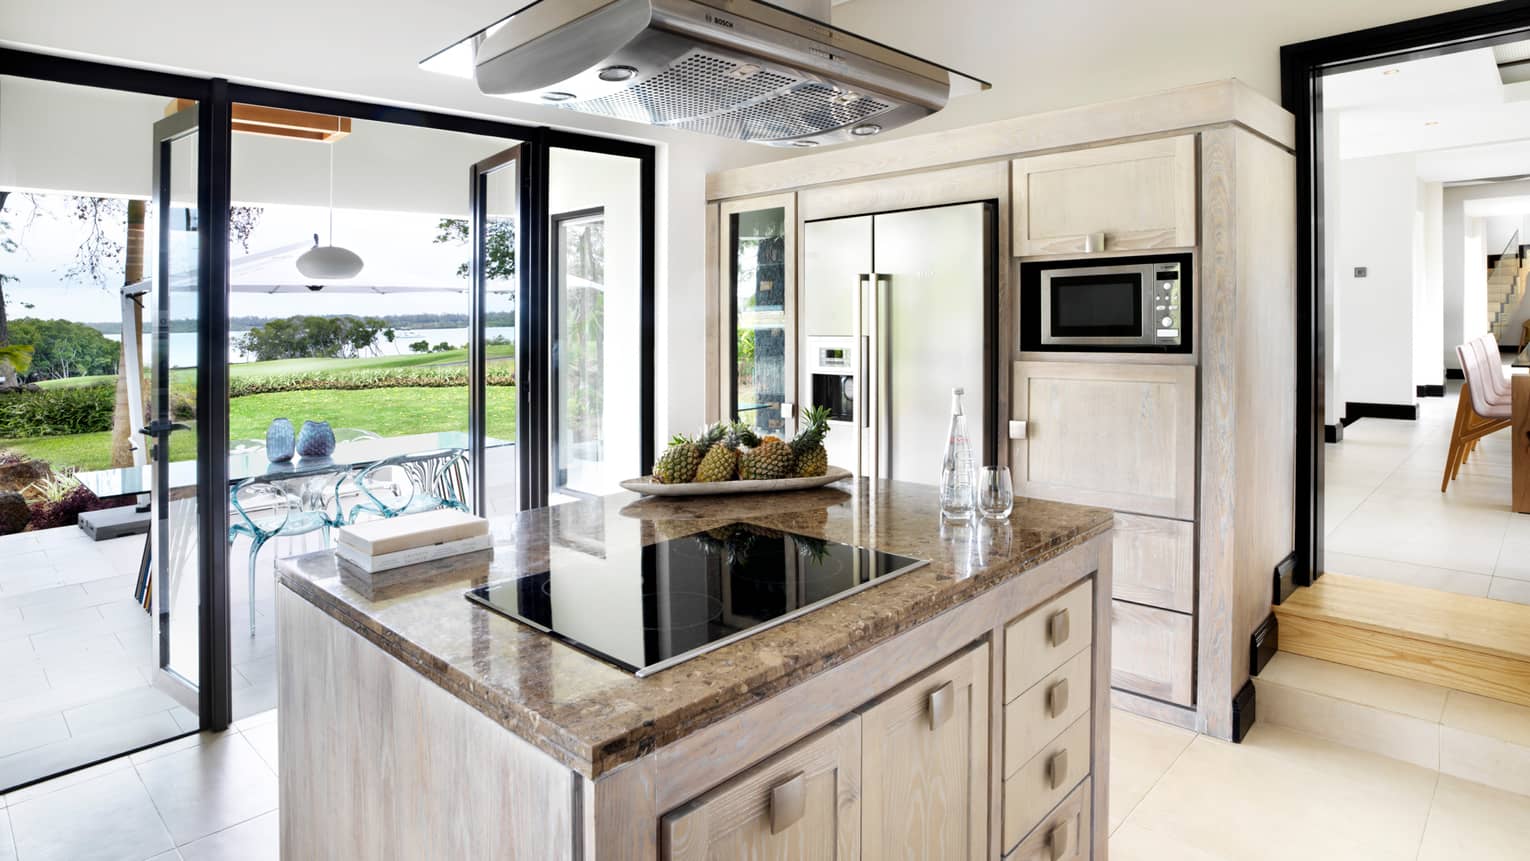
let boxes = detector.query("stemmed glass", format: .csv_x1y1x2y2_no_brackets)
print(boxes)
977,466,1014,520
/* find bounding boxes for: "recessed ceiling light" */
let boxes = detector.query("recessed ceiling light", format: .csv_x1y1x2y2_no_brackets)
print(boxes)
1425,120,1440,126
1382,68,1402,76
541,91,577,102
850,123,883,137
792,140,820,148
598,65,638,82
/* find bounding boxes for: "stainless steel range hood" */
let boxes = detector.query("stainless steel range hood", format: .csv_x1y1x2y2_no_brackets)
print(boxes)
420,0,990,147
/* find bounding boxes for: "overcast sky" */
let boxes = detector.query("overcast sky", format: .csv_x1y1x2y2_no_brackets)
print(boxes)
0,193,490,324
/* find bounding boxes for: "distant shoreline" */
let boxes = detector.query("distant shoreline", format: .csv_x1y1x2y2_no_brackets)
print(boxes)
80,312,513,336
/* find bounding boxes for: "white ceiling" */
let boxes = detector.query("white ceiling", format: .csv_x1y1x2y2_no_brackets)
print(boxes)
1463,195,1530,216
1326,41,1530,177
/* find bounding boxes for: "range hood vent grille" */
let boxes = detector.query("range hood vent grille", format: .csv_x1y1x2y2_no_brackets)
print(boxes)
667,81,892,141
578,51,798,124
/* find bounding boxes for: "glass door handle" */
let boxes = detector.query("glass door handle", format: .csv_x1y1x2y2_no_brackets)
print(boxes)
140,420,189,437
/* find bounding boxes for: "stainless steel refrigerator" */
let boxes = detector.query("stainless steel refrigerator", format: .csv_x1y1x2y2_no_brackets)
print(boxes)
801,202,996,486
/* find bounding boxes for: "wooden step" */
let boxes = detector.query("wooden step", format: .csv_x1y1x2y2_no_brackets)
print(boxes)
1274,573,1530,708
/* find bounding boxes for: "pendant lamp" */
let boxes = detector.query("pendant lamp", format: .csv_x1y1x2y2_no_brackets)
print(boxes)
296,141,364,279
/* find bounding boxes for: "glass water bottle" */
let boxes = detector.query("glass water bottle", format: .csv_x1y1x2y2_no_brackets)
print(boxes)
940,387,976,520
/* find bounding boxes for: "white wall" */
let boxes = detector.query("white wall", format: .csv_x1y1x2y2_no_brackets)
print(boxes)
834,0,1489,139
1485,215,1522,256
1419,181,1444,389
1335,154,1419,408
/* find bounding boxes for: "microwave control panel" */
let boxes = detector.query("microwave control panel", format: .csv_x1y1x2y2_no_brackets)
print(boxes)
1153,263,1182,345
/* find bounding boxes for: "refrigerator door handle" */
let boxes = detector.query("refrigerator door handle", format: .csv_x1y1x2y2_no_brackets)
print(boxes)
874,273,892,479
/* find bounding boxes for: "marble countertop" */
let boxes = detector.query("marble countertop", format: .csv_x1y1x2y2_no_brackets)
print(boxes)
275,478,1112,777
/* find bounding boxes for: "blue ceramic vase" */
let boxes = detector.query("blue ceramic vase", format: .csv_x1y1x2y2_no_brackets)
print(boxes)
297,420,336,458
265,418,295,463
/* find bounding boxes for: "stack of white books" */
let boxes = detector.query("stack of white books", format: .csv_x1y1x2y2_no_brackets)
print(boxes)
334,509,492,573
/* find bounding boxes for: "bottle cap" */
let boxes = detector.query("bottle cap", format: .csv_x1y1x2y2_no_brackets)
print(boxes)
952,387,964,396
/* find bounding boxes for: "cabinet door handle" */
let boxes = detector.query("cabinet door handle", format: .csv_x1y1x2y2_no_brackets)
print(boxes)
1047,749,1069,790
1047,677,1070,719
1048,608,1071,648
928,681,955,731
1048,821,1070,860
769,773,806,834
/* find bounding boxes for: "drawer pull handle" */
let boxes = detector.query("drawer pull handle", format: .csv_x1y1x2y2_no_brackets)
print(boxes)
928,681,955,731
1048,822,1070,860
1047,678,1070,719
1047,749,1069,790
769,773,806,834
1048,609,1071,647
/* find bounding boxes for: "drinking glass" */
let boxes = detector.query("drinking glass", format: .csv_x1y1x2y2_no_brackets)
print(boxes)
977,466,1014,520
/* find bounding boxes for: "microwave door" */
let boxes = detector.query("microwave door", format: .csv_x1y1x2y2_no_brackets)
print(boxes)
1042,269,1145,346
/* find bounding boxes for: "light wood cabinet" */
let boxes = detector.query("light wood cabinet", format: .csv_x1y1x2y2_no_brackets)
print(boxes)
1005,648,1092,777
1111,601,1194,706
1012,135,1197,256
1005,580,1094,701
662,716,861,860
1002,711,1091,851
1011,361,1197,520
1112,513,1195,613
860,643,990,861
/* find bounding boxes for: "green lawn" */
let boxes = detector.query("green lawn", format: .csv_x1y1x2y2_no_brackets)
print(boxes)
0,385,516,472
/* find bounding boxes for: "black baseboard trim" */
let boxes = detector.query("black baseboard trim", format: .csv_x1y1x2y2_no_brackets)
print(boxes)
1344,401,1418,423
1446,368,1464,381
1502,344,1518,355
1324,423,1343,443
1272,552,1297,606
1251,613,1279,678
1416,384,1444,398
1231,680,1256,743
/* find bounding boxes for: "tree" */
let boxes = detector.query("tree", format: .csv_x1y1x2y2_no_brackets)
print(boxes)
8,319,119,380
409,340,430,353
434,217,516,284
235,315,393,361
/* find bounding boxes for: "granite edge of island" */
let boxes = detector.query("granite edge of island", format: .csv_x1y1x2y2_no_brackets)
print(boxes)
274,482,1115,778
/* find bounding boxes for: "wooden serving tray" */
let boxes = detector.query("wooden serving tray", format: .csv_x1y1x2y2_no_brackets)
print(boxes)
620,466,852,497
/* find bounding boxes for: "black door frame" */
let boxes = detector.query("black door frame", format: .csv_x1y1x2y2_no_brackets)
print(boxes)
1281,1,1530,589
0,47,658,732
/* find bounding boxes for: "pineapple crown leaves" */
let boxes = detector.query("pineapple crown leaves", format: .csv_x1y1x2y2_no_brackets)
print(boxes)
790,405,833,454
731,422,762,449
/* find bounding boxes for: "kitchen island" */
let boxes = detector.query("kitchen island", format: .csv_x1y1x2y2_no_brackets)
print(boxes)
275,479,1114,860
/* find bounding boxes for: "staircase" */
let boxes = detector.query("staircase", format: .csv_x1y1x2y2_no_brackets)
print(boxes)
1259,573,1530,795
1488,235,1526,341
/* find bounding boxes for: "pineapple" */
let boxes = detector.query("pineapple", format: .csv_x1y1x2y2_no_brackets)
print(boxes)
789,406,832,477
652,434,703,484
695,425,743,482
739,435,793,480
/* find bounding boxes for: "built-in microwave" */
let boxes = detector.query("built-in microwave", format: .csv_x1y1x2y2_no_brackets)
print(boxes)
1020,253,1193,353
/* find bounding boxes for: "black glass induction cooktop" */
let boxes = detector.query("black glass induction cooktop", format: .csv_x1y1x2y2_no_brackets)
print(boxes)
465,523,926,677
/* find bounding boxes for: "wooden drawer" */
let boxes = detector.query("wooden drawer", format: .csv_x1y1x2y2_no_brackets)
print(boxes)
1002,710,1091,852
1005,580,1093,701
663,716,861,860
1011,361,1197,520
1004,648,1091,778
1004,778,1090,861
1112,513,1195,613
1012,134,1197,256
1111,600,1195,706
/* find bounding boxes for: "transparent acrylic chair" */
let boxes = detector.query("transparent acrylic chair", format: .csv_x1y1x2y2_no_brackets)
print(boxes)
229,472,347,635
345,448,470,523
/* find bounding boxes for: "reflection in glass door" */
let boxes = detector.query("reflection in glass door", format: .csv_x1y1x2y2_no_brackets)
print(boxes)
147,106,205,715
722,195,796,438
469,146,522,514
552,208,605,499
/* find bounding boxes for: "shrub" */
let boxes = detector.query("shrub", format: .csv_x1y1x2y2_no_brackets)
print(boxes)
228,365,514,398
26,474,109,530
409,340,431,353
0,383,115,437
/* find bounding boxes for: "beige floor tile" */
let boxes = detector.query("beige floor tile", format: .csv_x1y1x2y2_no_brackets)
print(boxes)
1109,820,1232,860
1442,691,1530,747
1417,775,1530,861
178,810,276,860
1439,724,1530,796
130,732,232,768
1123,725,1437,860
1256,653,1449,721
1486,576,1530,605
1322,551,1492,597
7,767,174,861
0,808,15,861
1255,679,1440,770
134,733,277,846
2,757,134,805
1107,710,1195,833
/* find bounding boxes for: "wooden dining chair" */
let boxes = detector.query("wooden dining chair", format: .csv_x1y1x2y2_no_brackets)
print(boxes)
1442,341,1512,492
